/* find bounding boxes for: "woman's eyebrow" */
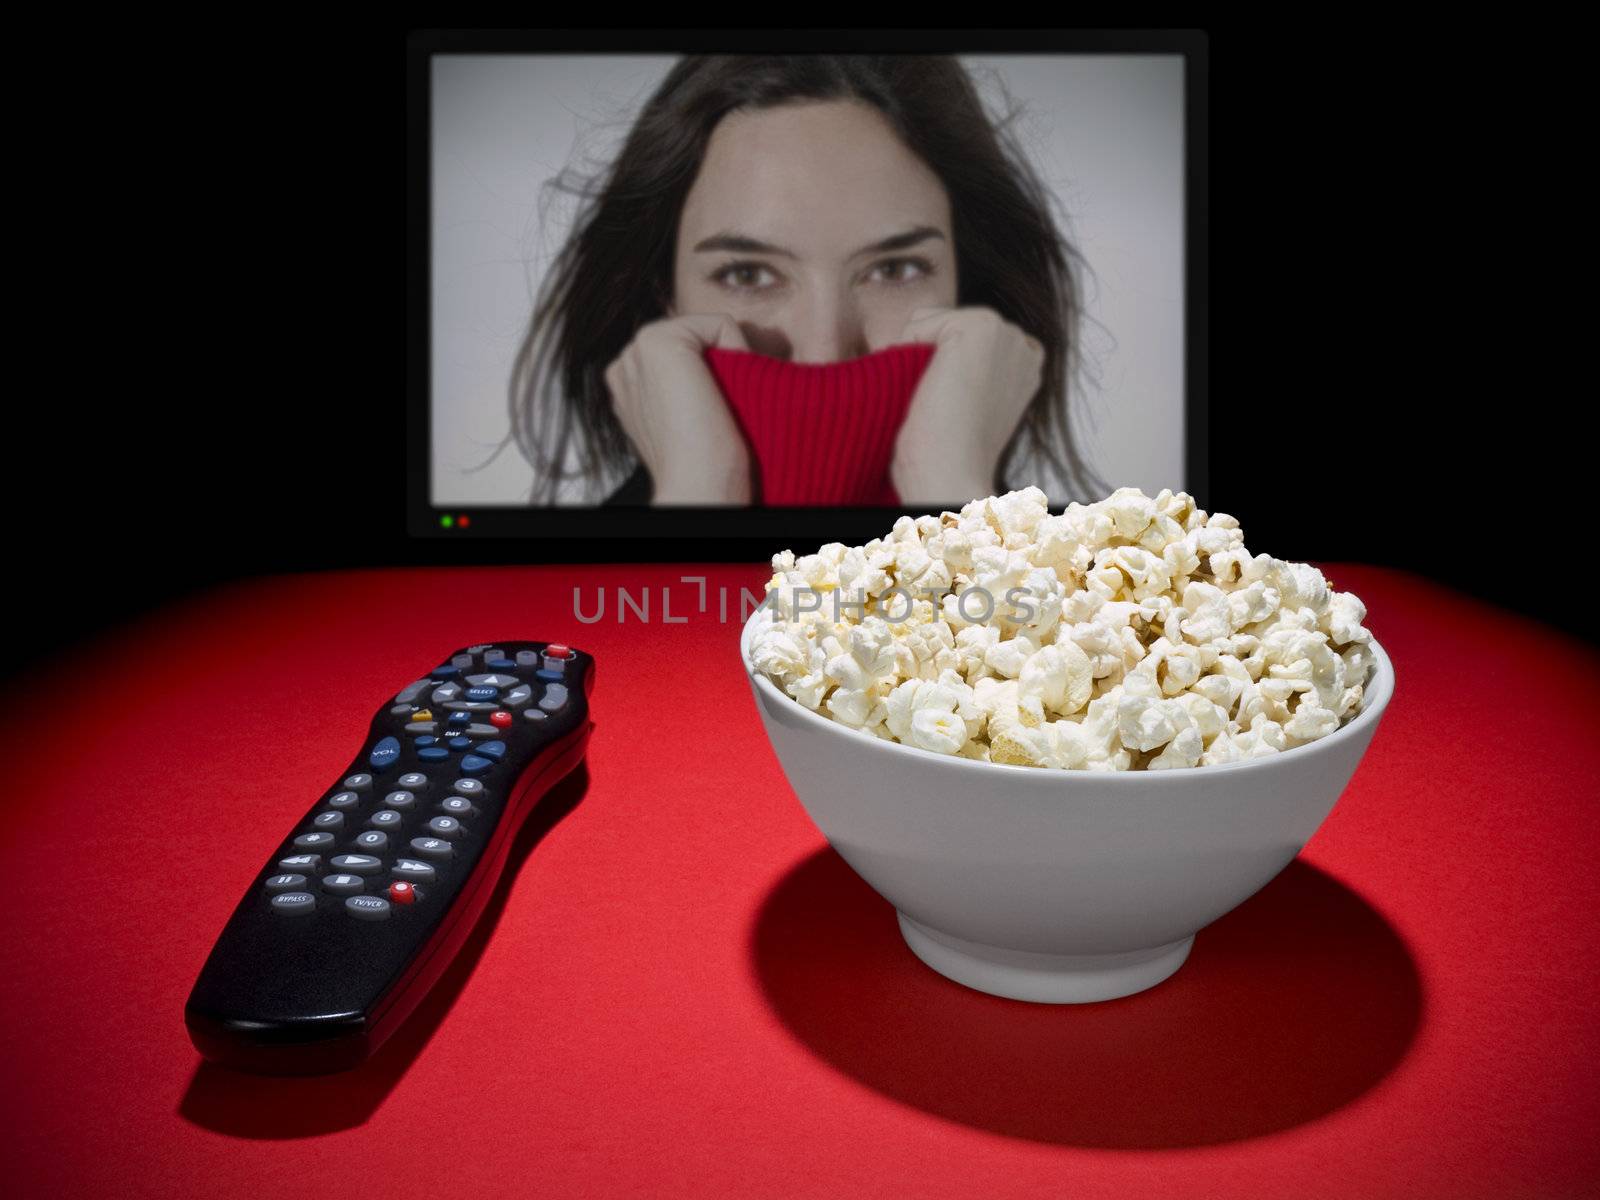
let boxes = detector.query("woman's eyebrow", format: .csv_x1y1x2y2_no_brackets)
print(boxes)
692,226,946,260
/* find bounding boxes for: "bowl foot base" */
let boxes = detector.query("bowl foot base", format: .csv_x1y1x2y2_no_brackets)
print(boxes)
896,912,1194,1004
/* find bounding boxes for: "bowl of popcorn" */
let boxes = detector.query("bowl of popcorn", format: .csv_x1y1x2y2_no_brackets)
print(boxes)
741,486,1394,1003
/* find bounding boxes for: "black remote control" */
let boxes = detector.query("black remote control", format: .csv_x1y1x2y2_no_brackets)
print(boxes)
185,640,595,1074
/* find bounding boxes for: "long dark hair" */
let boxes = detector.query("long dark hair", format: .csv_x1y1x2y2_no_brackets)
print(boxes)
488,55,1109,505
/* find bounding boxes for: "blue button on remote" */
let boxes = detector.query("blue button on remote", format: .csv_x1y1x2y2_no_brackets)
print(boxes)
369,737,400,770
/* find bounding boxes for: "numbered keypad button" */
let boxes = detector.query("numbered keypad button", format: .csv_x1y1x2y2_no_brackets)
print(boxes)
343,774,373,791
326,791,360,810
440,796,473,815
354,830,389,851
294,832,335,850
322,873,365,895
410,837,453,861
426,816,461,839
453,779,485,797
330,854,382,875
271,892,316,915
369,809,403,829
398,772,428,789
392,858,437,883
264,873,306,893
346,895,391,921
383,790,416,810
312,811,345,830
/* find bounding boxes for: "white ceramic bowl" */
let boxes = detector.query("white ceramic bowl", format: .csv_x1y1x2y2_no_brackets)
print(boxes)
741,609,1396,1003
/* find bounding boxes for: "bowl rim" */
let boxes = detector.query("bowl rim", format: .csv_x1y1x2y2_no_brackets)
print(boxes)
740,603,1395,780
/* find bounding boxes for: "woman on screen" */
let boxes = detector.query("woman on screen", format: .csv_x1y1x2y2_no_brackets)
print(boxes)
502,55,1107,508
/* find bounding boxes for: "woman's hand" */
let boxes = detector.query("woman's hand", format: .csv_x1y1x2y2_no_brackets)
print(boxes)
605,314,754,505
889,306,1046,505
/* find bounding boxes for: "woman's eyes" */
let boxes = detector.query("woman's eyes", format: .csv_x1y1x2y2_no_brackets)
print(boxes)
709,257,936,294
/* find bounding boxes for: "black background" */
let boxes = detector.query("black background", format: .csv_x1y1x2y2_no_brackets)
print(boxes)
10,28,1579,681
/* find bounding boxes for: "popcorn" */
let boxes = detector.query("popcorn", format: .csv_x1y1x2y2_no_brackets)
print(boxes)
749,486,1377,770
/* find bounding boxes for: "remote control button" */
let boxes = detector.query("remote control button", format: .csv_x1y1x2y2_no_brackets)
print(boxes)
426,816,462,839
483,648,505,662
429,666,459,681
395,680,431,704
410,837,453,861
464,686,500,702
388,881,418,905
415,736,437,747
399,772,429,789
538,685,568,713
452,778,485,796
264,873,306,893
431,683,462,705
322,873,365,895
330,854,382,875
383,790,416,810
346,895,391,921
504,685,532,709
459,754,492,775
489,711,513,729
541,655,568,674
485,658,517,671
369,737,401,771
440,796,473,815
546,643,573,658
464,723,500,736
405,721,438,734
467,644,490,653
447,711,472,726
294,832,335,849
417,747,450,762
326,791,360,809
343,774,373,791
452,653,475,669
444,700,497,713
271,892,316,914
515,650,539,667
369,809,403,829
278,854,322,872
392,858,437,883
473,740,507,761
391,705,415,716
354,830,389,851
523,709,548,722
312,811,345,830
466,673,518,689
535,668,563,683
414,709,433,721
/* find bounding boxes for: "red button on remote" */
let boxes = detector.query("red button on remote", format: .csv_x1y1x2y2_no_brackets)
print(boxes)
388,881,416,904
546,644,572,658
489,710,512,728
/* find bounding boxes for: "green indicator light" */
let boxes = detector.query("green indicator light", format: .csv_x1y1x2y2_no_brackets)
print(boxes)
440,514,454,528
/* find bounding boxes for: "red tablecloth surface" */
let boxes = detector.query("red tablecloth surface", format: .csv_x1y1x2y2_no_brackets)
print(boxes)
4,563,1597,1199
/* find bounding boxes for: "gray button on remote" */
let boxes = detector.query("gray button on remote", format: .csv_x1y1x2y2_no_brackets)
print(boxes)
278,853,322,872
395,680,430,704
392,858,436,883
444,701,497,712
504,685,532,709
369,809,403,828
354,830,388,851
465,723,500,736
515,650,538,667
330,854,382,875
326,791,360,810
410,837,453,861
398,772,428,789
539,684,568,712
452,779,485,797
431,682,462,705
452,653,475,668
440,796,472,815
391,705,414,716
426,816,461,839
383,790,416,810
294,832,335,850
524,708,547,722
346,895,391,921
312,811,345,830
322,873,365,895
465,673,518,688
405,721,438,734
343,774,373,791
271,892,316,914
264,873,306,893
